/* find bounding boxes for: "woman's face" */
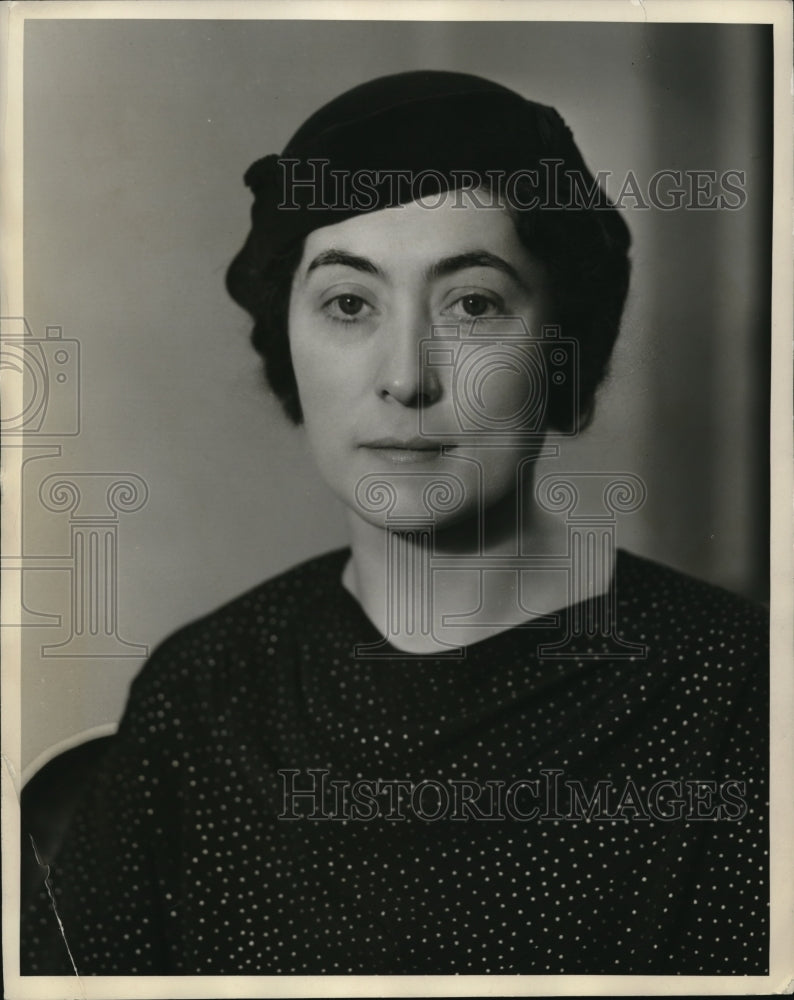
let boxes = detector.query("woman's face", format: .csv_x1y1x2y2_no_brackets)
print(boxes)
287,189,553,531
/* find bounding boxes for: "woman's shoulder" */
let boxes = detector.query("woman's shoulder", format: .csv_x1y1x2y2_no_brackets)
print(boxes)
122,547,351,719
609,548,768,699
615,548,769,629
159,545,350,643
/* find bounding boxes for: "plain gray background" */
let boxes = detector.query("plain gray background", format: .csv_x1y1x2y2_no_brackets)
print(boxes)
18,18,771,771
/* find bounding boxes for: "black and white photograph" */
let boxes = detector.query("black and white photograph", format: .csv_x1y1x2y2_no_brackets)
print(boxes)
2,1,792,996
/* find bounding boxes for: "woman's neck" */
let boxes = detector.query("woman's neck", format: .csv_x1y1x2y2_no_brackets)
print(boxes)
341,490,610,654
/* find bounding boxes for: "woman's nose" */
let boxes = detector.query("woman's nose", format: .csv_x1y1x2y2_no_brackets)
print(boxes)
375,308,442,407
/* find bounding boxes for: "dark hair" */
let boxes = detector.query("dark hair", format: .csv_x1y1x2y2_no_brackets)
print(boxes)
228,239,306,424
226,178,631,433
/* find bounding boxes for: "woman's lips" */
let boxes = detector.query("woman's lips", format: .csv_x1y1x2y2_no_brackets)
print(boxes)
360,437,454,464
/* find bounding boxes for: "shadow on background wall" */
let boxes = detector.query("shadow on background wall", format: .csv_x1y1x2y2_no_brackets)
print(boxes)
642,24,771,604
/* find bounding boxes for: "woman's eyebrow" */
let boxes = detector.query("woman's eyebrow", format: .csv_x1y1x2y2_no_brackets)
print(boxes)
304,247,526,285
427,251,524,285
306,249,382,276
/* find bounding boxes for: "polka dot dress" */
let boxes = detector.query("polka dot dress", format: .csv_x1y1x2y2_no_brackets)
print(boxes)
21,548,769,975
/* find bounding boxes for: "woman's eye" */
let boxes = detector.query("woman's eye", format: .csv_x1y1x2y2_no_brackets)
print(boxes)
323,293,372,323
447,293,502,318
336,294,365,316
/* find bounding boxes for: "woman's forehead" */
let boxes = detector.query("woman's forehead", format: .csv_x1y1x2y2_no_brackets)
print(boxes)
298,191,530,273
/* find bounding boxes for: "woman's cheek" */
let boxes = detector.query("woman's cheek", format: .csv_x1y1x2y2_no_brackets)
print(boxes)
296,356,355,430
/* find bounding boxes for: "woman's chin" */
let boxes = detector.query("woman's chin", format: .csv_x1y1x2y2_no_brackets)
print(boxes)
345,482,517,542
358,508,478,535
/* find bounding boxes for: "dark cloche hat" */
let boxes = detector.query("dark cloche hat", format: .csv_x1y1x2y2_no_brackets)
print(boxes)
236,70,599,265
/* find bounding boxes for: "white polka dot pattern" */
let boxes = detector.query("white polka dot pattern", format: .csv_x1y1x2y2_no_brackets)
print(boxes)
21,548,768,975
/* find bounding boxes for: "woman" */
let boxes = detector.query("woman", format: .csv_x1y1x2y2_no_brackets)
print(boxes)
22,70,768,976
